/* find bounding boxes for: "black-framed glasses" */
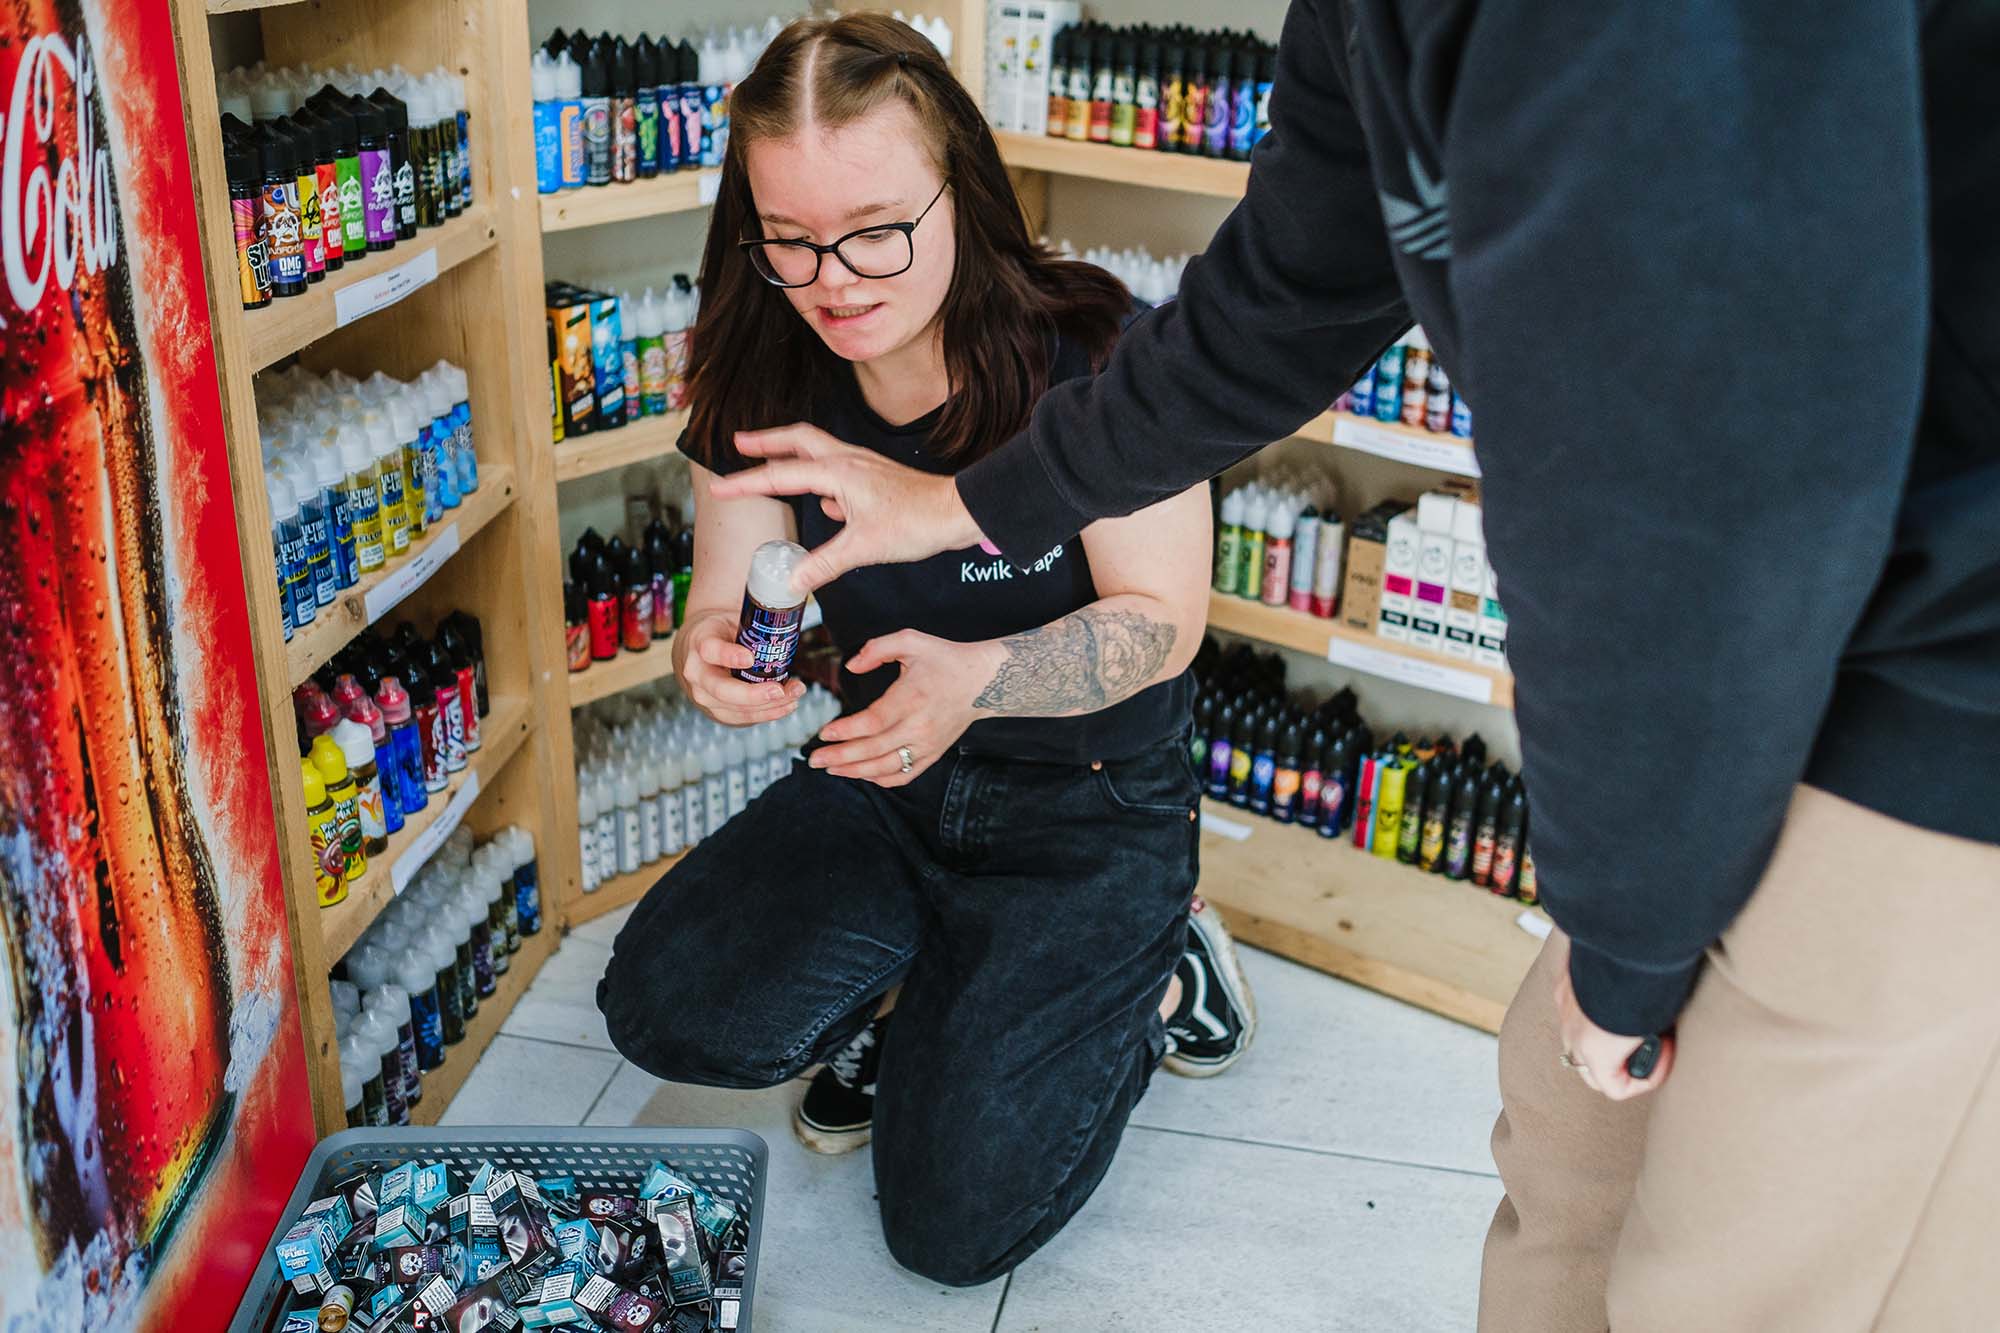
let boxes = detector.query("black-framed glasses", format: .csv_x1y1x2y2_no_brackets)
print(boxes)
740,181,950,288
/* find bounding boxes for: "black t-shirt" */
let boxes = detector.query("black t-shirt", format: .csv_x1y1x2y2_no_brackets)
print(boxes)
682,330,1192,764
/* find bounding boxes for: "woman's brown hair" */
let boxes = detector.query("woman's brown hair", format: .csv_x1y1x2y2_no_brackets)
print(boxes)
684,13,1130,466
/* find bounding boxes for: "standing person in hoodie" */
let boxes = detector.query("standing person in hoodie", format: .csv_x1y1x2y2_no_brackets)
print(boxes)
712,2,2000,1328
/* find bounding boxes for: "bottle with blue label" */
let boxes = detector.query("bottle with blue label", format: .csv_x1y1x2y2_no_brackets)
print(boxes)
531,52,562,194
735,540,810,683
509,825,542,939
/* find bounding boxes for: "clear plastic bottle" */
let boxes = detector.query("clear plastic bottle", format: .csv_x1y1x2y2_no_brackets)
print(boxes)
353,1004,407,1124
368,982,422,1110
339,1030,389,1126
593,768,619,881
615,758,643,875
723,729,748,819
457,879,496,999
681,731,707,846
578,775,600,891
659,752,686,856
702,731,727,831
638,755,662,863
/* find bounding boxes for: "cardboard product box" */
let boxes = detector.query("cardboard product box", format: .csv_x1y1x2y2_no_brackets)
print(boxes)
372,1203,430,1253
1445,501,1485,660
586,292,628,424
1411,492,1456,654
519,1261,592,1330
546,289,597,437
574,1274,666,1332
377,1164,417,1212
1340,502,1403,635
1477,564,1510,669
651,1198,713,1307
985,3,1023,130
1378,511,1421,643
1016,3,1081,134
413,1163,458,1215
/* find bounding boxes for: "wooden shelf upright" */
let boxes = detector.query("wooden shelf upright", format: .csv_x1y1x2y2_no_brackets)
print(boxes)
170,0,578,1132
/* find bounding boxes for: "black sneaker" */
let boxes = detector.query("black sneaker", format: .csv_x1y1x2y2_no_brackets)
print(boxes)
794,1013,886,1155
1162,896,1259,1077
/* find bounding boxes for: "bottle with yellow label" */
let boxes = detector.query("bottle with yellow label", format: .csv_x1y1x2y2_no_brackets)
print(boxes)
304,757,347,906
310,734,366,881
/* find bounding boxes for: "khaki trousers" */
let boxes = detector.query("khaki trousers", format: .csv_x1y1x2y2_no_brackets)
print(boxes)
1479,786,2000,1333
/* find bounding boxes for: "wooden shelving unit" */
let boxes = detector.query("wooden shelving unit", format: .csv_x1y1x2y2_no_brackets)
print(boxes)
317,696,534,962
570,856,684,928
1207,592,1516,709
284,465,516,687
540,173,721,233
554,412,689,483
1296,410,1480,478
1196,801,1544,1034
172,0,575,1131
567,638,679,709
994,131,1251,199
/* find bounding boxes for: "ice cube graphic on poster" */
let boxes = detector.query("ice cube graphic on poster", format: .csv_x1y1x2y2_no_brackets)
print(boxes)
0,3,315,1329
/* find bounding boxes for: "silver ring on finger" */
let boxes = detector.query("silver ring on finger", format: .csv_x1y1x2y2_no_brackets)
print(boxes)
898,745,915,774
1558,1051,1584,1071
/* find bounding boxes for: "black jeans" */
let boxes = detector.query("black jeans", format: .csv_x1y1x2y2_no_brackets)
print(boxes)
598,737,1200,1287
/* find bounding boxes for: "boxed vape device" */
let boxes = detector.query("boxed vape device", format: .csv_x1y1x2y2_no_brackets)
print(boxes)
1378,511,1421,643
1411,492,1456,654
1446,501,1486,660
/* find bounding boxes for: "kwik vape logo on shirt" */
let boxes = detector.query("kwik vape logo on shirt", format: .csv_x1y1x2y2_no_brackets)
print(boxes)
961,543,1066,583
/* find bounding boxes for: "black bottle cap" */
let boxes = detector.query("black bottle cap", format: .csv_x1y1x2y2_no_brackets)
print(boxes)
635,35,660,89
351,95,387,143
582,42,611,97
576,525,605,555
307,88,359,152
370,87,409,135
1071,35,1093,65
588,553,617,599
1187,45,1207,76
679,39,700,82
1140,41,1161,71
1116,38,1137,66
220,111,253,144
1051,28,1069,60
545,28,571,59
1258,46,1278,81
258,126,295,180
1211,46,1234,79
564,580,584,622
613,37,635,95
625,547,649,586
226,136,257,187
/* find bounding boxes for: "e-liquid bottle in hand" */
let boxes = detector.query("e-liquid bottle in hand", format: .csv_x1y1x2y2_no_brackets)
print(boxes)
735,540,809,683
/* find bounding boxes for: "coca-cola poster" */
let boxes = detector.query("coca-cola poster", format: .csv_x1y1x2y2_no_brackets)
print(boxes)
0,1,316,1329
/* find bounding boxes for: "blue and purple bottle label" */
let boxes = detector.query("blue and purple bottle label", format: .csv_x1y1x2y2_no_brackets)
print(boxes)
735,593,805,683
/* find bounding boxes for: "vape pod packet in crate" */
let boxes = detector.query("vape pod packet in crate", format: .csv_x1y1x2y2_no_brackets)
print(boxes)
581,1191,642,1223
518,1259,592,1328
386,1244,456,1289
444,1270,533,1333
649,1197,713,1307
372,1202,432,1251
574,1273,666,1332
640,1162,740,1248
414,1161,461,1214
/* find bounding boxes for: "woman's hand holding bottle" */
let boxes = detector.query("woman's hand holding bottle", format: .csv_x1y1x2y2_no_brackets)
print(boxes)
673,609,807,726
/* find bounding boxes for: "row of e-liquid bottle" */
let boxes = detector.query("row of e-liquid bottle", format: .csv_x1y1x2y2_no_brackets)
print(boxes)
565,522,694,671
1025,23,1274,161
571,686,841,892
1337,329,1474,439
1060,242,1190,307
332,824,542,1127
530,24,758,191
547,278,700,444
218,63,471,309
1192,643,1537,901
259,362,477,641
1214,469,1347,618
295,616,489,906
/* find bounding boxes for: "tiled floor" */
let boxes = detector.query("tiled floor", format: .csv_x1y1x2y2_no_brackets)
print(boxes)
445,905,1504,1330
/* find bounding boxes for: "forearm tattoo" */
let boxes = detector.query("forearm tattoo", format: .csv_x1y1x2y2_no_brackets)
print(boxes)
973,608,1177,716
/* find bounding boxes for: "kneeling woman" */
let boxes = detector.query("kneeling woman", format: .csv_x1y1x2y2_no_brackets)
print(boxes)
598,14,1255,1287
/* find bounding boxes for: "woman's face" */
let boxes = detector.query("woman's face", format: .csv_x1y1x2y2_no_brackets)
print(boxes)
745,100,956,368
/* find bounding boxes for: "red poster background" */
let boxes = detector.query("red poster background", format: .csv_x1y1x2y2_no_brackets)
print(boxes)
0,1,316,1328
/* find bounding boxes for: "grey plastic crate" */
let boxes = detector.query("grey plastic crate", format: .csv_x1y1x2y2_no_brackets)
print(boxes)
228,1126,768,1333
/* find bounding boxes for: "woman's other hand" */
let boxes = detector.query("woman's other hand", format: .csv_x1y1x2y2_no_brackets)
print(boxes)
809,631,997,786
674,609,808,727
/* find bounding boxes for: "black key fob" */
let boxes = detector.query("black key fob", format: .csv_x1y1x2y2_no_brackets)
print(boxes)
1625,1035,1663,1081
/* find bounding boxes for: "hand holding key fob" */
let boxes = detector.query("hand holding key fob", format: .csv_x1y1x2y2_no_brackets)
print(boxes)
1625,1034,1664,1081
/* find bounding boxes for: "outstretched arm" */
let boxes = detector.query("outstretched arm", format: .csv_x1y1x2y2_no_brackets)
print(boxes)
809,487,1212,784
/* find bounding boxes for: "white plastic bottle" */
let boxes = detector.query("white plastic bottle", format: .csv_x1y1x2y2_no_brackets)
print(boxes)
702,731,727,832
593,768,619,880
578,775,600,891
723,730,748,819
339,1031,388,1126
615,759,643,875
354,1000,409,1124
681,738,706,847
659,753,686,856
638,756,662,863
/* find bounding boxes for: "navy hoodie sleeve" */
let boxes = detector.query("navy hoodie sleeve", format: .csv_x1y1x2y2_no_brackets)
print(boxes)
1441,2,1929,1034
956,0,1411,559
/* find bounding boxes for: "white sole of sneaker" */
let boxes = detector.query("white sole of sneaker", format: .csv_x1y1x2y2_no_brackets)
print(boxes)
793,1109,873,1156
1163,905,1260,1079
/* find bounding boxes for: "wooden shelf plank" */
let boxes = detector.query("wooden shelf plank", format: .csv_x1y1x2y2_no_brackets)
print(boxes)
995,131,1250,199
1196,800,1544,1034
207,0,305,10
569,856,682,928
1207,592,1515,709
539,172,720,233
411,922,559,1125
567,635,678,708
318,696,534,963
244,204,498,372
285,465,516,689
554,411,689,483
1296,410,1480,477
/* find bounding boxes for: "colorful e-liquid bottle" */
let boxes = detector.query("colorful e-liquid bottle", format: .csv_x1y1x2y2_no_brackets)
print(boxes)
1180,46,1210,157
635,36,662,178
1262,502,1294,608
1046,28,1072,139
588,556,620,660
1226,704,1256,807
658,42,685,172
227,138,271,309
646,522,675,638
426,641,467,775
1443,760,1480,879
679,40,706,172
1206,696,1236,799
1490,776,1527,897
270,473,311,631
1373,744,1409,860
672,525,694,628
1239,491,1268,600
335,718,389,858
1248,709,1279,816
376,676,428,816
297,109,343,272
1397,759,1431,863
1108,39,1138,147
556,51,586,188
258,130,306,298
532,52,562,193
303,758,344,906
1088,39,1115,142
309,734,364,881
1374,341,1407,423
1214,488,1244,594
436,619,481,754
735,540,809,682
1065,35,1093,143
611,37,638,183
1134,41,1161,149
309,88,367,261
564,581,590,671
369,86,417,242
1350,751,1380,851
354,95,396,252
281,117,325,284
1158,44,1186,152
1204,47,1233,158
1472,763,1508,887
1271,715,1304,823
582,36,613,186
1229,50,1258,160
1253,46,1276,146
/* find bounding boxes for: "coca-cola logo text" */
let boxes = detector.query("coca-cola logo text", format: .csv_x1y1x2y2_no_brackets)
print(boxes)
1,32,118,326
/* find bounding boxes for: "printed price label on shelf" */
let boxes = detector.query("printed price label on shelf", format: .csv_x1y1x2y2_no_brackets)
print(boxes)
1200,811,1255,842
333,246,440,329
1325,634,1497,705
697,172,722,205
364,523,461,624
1516,909,1553,941
1331,416,1481,478
391,770,481,895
